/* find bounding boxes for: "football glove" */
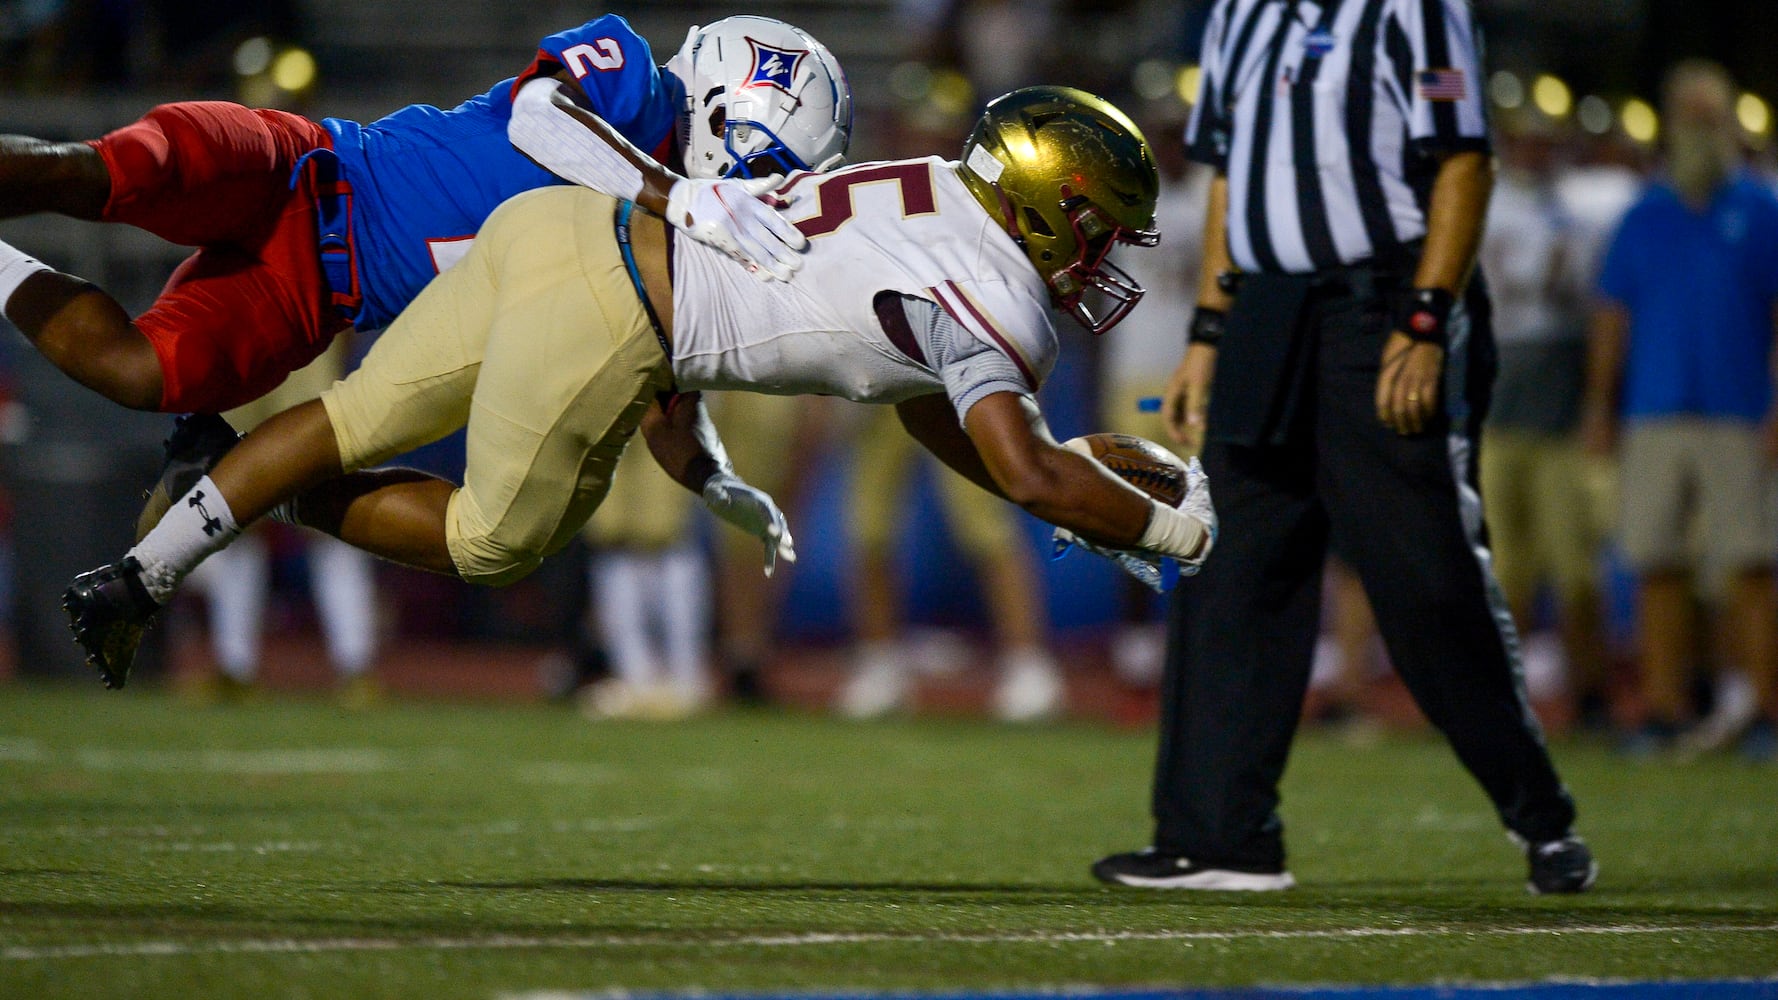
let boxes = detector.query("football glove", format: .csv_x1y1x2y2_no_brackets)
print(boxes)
702,471,797,576
665,176,807,282
1050,457,1217,593
1051,530,1180,594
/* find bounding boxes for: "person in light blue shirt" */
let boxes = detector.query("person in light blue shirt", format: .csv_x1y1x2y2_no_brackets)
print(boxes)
1584,60,1778,760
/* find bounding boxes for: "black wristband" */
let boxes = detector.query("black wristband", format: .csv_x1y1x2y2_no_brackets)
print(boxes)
1393,287,1456,346
1188,307,1227,347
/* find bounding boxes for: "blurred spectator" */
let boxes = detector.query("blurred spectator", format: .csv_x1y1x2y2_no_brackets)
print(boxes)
897,0,1052,104
183,339,382,707
574,436,713,722
706,391,821,705
1584,60,1778,760
1478,114,1613,728
836,403,1063,722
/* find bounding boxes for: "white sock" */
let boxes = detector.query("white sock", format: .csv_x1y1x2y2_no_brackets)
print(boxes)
129,475,243,603
0,238,53,315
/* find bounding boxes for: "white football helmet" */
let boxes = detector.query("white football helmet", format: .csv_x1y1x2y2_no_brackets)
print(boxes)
665,15,853,180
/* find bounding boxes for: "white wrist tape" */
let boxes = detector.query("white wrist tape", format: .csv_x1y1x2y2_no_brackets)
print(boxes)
0,242,52,313
664,179,694,229
507,78,645,202
1138,498,1207,561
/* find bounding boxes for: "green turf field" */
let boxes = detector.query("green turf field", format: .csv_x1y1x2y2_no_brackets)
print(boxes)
0,683,1774,999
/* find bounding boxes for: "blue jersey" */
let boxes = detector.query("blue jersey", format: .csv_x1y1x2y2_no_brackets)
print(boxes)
319,14,680,328
1597,174,1778,423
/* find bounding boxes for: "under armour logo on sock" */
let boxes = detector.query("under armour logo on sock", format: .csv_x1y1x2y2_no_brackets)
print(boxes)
187,490,225,538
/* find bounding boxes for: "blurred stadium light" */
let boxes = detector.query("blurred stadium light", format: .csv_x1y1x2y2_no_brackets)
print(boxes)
1621,98,1660,143
1175,64,1200,106
1576,94,1614,135
1489,70,1525,110
1532,74,1573,119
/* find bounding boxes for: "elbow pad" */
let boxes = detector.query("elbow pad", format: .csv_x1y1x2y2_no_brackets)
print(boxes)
508,78,645,202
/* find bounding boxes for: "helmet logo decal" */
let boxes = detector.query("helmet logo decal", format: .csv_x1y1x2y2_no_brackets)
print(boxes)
965,144,1006,183
744,38,806,95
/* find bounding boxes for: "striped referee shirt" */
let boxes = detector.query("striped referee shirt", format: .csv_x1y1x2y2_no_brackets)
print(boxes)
1186,0,1490,275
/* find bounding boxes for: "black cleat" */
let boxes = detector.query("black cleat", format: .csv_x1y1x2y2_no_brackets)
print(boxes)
135,413,242,543
1526,836,1597,894
1091,848,1295,890
62,557,162,690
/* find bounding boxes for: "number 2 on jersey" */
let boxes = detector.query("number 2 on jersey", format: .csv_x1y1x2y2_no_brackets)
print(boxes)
788,162,938,239
561,38,624,77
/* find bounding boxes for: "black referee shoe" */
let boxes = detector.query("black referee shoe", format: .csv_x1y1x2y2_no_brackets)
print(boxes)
1092,848,1295,891
1526,836,1597,895
62,557,162,690
135,413,242,543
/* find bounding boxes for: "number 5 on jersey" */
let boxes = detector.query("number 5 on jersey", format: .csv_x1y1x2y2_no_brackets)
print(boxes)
787,163,939,239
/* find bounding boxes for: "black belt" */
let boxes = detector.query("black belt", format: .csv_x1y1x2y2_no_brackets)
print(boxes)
1230,239,1425,301
614,199,672,360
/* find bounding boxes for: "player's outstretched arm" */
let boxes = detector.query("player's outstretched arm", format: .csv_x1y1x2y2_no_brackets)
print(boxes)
508,74,806,280
909,391,1208,563
640,392,795,575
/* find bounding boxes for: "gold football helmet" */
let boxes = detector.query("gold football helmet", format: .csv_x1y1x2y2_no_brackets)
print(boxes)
959,86,1160,334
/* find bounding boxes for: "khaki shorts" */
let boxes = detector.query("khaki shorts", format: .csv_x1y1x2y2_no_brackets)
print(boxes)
1478,428,1605,607
1618,418,1778,575
849,405,1018,559
322,187,674,585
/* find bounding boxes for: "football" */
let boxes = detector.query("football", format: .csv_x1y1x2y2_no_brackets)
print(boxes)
1061,432,1189,506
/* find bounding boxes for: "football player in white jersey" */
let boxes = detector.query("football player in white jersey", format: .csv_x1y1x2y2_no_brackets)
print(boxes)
65,87,1217,690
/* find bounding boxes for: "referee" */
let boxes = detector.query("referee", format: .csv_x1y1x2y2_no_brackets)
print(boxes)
1093,0,1596,893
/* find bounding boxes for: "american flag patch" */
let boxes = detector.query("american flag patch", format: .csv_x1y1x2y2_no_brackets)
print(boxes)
1417,69,1467,101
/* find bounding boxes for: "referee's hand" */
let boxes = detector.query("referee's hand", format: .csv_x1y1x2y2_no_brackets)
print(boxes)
1375,331,1443,435
1163,343,1218,457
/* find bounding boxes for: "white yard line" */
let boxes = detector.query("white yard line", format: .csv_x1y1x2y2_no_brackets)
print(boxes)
5,922,1777,962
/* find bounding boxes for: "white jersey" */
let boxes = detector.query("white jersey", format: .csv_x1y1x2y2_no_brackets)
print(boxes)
669,157,1058,408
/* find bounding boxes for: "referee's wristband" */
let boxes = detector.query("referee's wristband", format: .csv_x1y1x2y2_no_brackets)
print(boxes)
1187,307,1227,347
1393,288,1456,347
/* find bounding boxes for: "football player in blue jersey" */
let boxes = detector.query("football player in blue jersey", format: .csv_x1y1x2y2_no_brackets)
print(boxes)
0,14,850,419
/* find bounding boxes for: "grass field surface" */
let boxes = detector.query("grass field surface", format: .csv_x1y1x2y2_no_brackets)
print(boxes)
1,683,1774,999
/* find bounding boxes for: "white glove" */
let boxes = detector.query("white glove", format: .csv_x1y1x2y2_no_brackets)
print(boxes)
702,471,797,576
1172,456,1217,570
1051,529,1178,593
665,176,807,282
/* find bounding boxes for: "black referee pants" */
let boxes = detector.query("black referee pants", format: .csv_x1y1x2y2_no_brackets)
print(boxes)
1151,280,1577,871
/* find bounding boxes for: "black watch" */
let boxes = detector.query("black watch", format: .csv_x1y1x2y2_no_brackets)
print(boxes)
1394,288,1456,346
1188,307,1227,347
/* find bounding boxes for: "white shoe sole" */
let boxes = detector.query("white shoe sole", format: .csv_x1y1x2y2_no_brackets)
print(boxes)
1112,869,1297,891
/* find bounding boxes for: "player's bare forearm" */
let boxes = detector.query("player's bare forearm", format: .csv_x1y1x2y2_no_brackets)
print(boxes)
895,393,1005,498
640,392,725,493
953,391,1154,546
1413,151,1491,294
